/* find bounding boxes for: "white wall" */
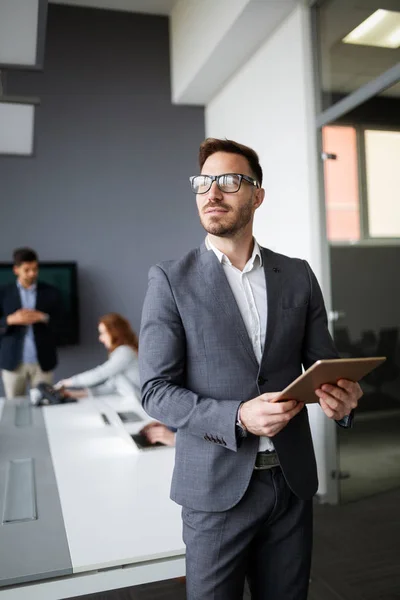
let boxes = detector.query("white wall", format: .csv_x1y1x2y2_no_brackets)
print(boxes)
206,5,323,267
170,0,248,103
170,0,296,105
206,4,338,501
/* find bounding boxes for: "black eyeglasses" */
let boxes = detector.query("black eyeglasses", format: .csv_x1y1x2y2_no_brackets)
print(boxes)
189,173,259,195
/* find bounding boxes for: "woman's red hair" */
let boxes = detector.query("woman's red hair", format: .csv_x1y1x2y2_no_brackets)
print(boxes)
99,313,138,353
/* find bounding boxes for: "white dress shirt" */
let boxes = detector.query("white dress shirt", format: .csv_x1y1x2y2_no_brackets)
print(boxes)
206,237,274,452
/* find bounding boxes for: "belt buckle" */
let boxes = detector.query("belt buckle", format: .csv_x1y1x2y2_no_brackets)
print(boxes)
254,452,279,471
254,463,266,471
254,463,275,471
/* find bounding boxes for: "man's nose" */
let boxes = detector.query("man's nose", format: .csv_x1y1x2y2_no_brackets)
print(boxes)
207,181,223,203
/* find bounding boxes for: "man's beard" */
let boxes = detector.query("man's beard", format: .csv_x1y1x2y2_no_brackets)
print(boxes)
200,198,253,237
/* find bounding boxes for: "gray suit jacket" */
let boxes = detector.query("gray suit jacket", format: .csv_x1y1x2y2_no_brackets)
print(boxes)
139,243,339,511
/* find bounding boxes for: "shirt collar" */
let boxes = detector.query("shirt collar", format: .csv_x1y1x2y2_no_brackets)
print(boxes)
17,280,37,293
205,237,263,268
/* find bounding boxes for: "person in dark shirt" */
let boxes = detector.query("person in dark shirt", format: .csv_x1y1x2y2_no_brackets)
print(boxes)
0,247,64,399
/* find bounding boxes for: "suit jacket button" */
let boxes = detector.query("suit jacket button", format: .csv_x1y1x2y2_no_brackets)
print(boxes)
258,375,266,385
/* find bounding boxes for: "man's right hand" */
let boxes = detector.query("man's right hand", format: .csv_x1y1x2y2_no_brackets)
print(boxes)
239,392,304,437
6,309,42,326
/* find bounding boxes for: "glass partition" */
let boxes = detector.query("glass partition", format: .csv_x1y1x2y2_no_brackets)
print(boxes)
314,0,400,111
319,82,400,503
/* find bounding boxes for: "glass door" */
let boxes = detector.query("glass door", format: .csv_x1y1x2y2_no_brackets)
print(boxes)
321,91,400,503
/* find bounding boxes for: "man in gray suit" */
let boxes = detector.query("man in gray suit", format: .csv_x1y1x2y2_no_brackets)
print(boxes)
139,138,362,599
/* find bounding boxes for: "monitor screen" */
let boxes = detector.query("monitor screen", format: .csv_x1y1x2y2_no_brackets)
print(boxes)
0,262,79,345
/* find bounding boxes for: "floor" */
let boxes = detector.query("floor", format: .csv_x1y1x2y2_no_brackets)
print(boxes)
310,487,400,600
338,409,400,503
72,486,400,600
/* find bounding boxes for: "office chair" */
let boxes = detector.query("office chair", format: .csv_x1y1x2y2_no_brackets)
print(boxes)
333,327,357,358
360,327,400,412
359,329,377,352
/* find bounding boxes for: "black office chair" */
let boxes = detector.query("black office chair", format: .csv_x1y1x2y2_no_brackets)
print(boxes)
359,329,378,352
360,327,400,411
333,327,357,358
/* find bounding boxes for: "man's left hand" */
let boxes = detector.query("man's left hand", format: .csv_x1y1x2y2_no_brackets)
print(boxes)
22,309,49,324
31,310,49,323
315,379,362,420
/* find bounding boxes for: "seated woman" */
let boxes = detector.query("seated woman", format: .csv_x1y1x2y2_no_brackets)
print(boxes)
57,312,140,399
57,312,175,446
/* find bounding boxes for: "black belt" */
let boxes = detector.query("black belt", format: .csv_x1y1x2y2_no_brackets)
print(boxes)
254,451,280,470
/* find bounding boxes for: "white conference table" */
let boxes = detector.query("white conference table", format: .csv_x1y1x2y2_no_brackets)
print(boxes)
0,395,185,600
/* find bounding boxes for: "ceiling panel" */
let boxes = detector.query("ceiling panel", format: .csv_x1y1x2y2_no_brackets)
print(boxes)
318,0,400,97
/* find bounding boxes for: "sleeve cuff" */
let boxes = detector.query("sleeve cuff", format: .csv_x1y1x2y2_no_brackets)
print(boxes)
336,410,354,429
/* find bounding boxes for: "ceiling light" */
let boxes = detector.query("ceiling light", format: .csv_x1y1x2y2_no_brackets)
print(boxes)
342,9,400,49
387,26,400,48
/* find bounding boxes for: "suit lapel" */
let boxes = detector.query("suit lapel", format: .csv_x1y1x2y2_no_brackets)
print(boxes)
11,283,22,309
35,282,43,310
197,244,259,369
260,247,282,366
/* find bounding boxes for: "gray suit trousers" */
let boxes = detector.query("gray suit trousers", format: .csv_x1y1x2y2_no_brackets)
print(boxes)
182,466,313,600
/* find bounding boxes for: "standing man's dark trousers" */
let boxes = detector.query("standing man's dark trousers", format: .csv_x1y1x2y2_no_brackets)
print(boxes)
182,466,313,600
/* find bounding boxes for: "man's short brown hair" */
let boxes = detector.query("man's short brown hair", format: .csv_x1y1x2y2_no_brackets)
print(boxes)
13,247,38,266
198,138,263,186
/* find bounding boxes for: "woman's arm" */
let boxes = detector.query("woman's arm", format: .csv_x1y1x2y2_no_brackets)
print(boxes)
88,380,118,396
60,346,137,389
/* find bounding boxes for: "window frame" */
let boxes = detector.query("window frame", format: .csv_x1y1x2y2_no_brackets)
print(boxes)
323,123,400,246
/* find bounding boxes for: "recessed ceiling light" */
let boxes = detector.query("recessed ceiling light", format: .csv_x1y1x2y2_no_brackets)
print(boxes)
342,9,400,49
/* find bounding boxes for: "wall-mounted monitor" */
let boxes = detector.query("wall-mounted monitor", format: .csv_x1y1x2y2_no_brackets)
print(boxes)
0,262,79,346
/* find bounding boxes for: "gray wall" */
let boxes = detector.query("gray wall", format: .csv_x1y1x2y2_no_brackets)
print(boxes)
0,4,205,383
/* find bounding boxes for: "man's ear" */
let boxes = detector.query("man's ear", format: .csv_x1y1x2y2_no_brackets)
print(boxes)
13,265,19,277
254,187,265,210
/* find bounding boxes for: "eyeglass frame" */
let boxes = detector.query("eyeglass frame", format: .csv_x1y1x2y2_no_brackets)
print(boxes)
189,173,260,194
